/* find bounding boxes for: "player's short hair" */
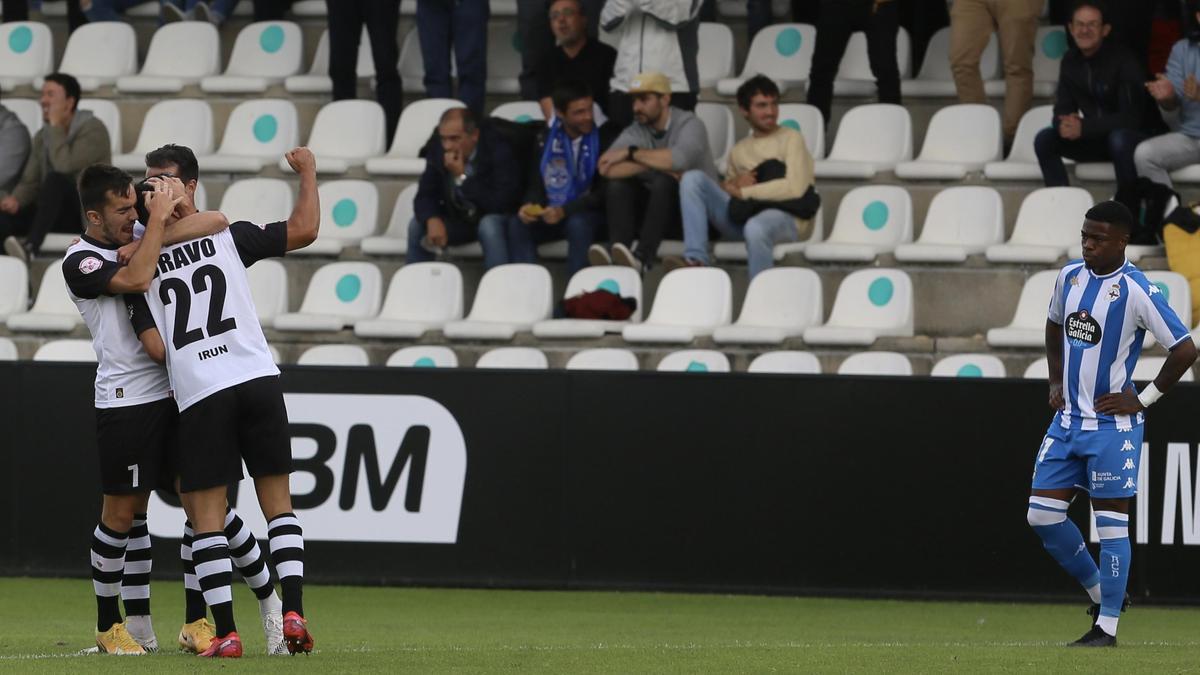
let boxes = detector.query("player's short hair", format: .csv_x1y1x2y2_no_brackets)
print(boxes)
43,72,81,112
440,107,477,134
736,75,781,110
78,164,133,213
1085,200,1134,234
551,79,593,115
145,144,199,184
1071,0,1108,24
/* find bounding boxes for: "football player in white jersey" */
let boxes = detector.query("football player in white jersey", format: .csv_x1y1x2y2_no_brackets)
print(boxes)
1027,201,1197,647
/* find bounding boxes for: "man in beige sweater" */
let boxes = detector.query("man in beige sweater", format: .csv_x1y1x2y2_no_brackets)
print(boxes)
667,75,814,278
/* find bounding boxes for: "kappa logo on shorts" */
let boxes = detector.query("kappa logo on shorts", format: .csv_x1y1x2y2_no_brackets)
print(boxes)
1124,478,1135,489
1121,440,1135,452
1123,458,1135,470
1066,311,1102,349
78,256,103,275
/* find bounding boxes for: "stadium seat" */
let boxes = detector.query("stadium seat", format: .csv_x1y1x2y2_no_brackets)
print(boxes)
712,207,824,261
291,0,332,15
0,22,52,91
1024,357,1050,379
485,24,522,94
696,102,735,173
114,99,214,171
894,104,1002,180
443,264,554,340
0,257,29,322
399,27,428,93
903,27,999,97
273,262,383,331
197,100,300,173
622,268,733,344
985,187,1094,264
894,186,1004,263
565,348,640,371
194,181,209,211
365,98,465,175
292,180,379,256
1143,271,1192,348
6,264,82,332
986,269,1060,347
656,349,731,372
218,178,294,225
285,28,373,93
814,104,912,179
116,23,220,93
281,100,386,174
747,350,822,374
386,345,459,368
532,266,643,339
837,351,912,376
48,22,136,91
247,259,288,323
0,337,16,361
713,268,822,344
5,98,40,137
716,0,788,18
986,26,1066,98
201,21,302,93
931,354,1007,378
297,344,370,367
491,101,544,123
361,184,418,256
490,0,517,15
805,185,912,262
354,262,464,338
475,347,549,369
802,269,914,346
833,28,911,96
268,344,284,364
983,105,1055,181
717,24,815,96
697,22,735,88
32,339,96,362
1133,356,1195,382
77,100,122,156
777,103,825,160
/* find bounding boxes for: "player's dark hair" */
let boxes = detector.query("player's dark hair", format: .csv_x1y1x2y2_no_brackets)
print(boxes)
78,164,133,213
736,75,781,110
1070,0,1108,24
1085,200,1134,234
440,107,477,134
551,79,593,115
43,72,81,112
145,143,199,184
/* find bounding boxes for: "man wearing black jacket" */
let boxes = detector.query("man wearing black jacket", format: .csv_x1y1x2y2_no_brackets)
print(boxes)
1035,0,1150,216
406,108,521,268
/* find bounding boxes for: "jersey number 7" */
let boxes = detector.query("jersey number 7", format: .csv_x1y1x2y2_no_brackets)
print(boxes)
159,264,239,351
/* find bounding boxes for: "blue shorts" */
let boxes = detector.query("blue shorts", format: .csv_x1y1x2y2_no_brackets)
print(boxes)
1031,422,1142,498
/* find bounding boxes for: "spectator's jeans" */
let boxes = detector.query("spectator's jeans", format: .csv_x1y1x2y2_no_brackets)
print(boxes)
505,211,599,276
405,213,508,269
326,0,403,143
84,0,147,20
950,0,1041,138
1134,131,1200,189
416,0,488,114
1034,127,1146,194
679,170,797,279
0,172,85,254
807,0,900,124
163,0,241,21
605,171,682,265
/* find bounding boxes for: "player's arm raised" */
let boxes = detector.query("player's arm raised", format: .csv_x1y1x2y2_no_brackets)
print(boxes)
283,147,319,251
1045,319,1065,410
106,182,181,294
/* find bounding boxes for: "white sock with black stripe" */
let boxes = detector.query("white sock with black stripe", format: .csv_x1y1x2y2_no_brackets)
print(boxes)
224,507,276,602
91,523,127,632
267,513,305,617
121,512,152,617
191,532,237,637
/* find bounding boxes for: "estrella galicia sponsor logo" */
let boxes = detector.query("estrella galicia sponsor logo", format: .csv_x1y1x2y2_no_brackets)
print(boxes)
1066,310,1102,349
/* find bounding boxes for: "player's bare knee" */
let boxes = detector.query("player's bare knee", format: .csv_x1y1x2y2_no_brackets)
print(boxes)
1091,497,1130,515
100,494,140,532
254,474,293,520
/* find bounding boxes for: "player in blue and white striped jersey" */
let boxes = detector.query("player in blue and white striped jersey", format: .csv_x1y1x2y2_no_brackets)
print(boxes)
1028,201,1197,647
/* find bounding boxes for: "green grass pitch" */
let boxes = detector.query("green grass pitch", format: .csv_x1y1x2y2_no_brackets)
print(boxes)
1,577,1199,672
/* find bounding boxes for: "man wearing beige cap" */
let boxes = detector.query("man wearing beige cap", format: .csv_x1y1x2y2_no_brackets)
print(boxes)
591,72,716,273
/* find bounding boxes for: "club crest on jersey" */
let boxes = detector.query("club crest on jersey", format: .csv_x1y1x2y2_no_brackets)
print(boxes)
1108,284,1121,301
1066,310,1102,349
78,256,103,275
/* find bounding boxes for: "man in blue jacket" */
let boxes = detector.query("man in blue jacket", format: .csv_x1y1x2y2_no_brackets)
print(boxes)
406,108,521,268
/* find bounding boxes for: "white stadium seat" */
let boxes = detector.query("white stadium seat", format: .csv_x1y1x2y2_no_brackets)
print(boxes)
33,339,96,362
201,21,303,93
985,187,1094,264
805,185,912,262
696,102,735,173
197,100,300,173
717,24,815,96
246,259,289,323
656,350,730,372
218,178,294,225
986,270,1060,347
833,28,911,96
0,22,52,91
386,345,459,368
475,347,548,369
814,104,912,179
292,180,379,256
50,22,136,91
747,350,822,374
194,181,209,211
273,262,383,332
903,27,999,97
6,264,82,333
984,105,1055,181
697,22,735,88
716,0,788,17
116,23,220,93
285,28,373,93
0,257,29,321
281,100,386,175
485,24,522,94
365,98,465,176
622,268,732,344
361,184,418,256
355,262,464,339
1024,357,1049,379
443,264,554,340
1143,271,1192,348
803,269,914,346
894,104,1002,180
565,348,640,371
399,27,427,93
894,186,1004,263
5,98,40,137
837,351,912,376
297,344,370,367
491,101,544,123
713,268,822,344
987,26,1066,98
777,103,825,160
931,354,1007,378
77,100,122,156
114,100,213,171
532,266,643,339
1133,357,1195,382
0,337,16,361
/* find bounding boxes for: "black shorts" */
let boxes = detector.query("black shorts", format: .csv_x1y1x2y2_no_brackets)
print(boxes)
95,398,177,495
176,375,293,493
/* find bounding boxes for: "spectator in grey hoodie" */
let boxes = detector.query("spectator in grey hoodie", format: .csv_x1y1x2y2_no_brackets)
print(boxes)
0,96,31,199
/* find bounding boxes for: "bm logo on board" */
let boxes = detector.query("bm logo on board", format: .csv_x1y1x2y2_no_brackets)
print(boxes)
149,394,467,543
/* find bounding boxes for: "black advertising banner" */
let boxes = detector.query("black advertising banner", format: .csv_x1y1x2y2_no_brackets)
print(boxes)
2,363,1200,603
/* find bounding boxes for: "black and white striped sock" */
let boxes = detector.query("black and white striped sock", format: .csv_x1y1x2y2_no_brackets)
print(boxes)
224,507,275,600
180,523,207,623
267,513,304,616
121,512,151,617
91,523,127,632
191,532,236,636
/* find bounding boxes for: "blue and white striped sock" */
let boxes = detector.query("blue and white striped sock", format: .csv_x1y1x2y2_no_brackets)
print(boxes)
1027,497,1101,602
1095,510,1131,636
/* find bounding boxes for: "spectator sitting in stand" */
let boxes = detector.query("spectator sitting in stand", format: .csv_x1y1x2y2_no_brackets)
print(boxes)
1137,3,1200,192
0,96,31,201
535,0,618,122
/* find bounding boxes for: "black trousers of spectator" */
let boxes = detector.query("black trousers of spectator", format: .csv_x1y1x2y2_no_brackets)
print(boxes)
606,171,682,266
516,0,603,100
606,91,697,133
806,0,900,125
253,0,295,19
3,0,86,30
326,0,403,144
1034,127,1147,215
0,173,84,255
